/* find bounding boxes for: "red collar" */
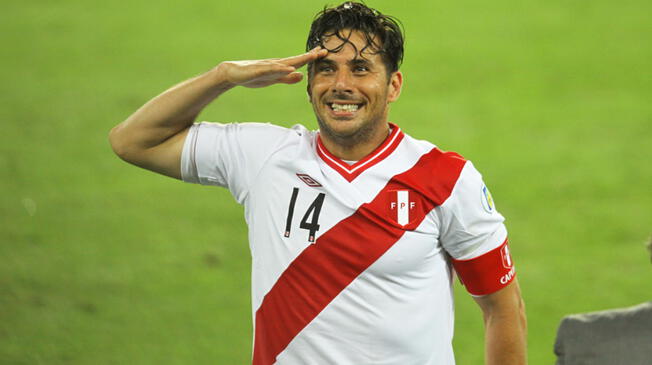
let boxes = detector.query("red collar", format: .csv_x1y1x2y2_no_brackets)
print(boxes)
316,123,405,182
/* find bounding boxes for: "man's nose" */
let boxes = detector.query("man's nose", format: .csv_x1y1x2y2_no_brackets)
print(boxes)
331,71,353,94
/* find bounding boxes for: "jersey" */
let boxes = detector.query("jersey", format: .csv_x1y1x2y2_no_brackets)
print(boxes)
180,122,516,365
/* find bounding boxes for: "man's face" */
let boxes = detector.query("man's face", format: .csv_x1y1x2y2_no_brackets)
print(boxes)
308,30,402,147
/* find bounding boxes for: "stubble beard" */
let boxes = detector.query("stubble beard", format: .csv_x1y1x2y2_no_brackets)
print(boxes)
316,114,382,150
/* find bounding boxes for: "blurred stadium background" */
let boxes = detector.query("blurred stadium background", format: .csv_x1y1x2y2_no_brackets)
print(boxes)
1,0,650,363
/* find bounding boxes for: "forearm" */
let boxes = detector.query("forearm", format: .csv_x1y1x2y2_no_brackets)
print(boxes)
109,64,233,159
473,279,527,365
484,302,527,365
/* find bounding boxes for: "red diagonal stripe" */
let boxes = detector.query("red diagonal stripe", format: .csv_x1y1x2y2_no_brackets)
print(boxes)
252,147,466,365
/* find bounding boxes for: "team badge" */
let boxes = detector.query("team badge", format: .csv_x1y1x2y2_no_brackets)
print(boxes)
480,184,495,213
387,189,418,227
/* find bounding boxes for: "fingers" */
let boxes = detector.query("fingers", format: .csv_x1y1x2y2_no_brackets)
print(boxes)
280,47,328,68
264,63,296,75
237,66,303,88
226,49,323,88
277,71,304,85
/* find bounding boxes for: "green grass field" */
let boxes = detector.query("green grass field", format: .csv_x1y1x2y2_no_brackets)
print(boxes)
2,0,650,363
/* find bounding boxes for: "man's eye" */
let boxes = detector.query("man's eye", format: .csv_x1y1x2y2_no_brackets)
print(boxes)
318,66,334,72
354,66,369,72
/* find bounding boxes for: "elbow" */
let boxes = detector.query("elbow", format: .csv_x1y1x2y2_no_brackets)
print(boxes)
108,124,135,163
518,296,528,333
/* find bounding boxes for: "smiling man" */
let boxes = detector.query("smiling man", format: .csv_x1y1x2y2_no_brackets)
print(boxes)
308,29,402,159
109,2,526,364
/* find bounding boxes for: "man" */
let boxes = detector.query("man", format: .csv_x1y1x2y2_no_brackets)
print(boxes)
110,2,526,364
554,237,652,365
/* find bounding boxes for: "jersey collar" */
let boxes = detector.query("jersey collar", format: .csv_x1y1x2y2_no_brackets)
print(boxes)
316,123,405,182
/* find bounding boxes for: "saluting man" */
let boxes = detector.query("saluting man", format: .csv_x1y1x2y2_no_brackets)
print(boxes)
110,2,527,364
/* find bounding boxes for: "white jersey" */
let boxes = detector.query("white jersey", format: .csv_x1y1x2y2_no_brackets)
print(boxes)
181,122,515,365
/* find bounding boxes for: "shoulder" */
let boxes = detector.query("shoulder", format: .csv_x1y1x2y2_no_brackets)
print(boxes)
383,127,494,201
400,132,466,163
395,133,486,205
399,134,471,182
391,144,467,204
190,122,314,156
195,121,310,138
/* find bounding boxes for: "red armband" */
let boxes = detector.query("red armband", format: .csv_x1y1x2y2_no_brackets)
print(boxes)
451,239,515,296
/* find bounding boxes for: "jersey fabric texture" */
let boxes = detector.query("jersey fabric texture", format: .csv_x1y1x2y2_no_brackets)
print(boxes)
180,122,515,365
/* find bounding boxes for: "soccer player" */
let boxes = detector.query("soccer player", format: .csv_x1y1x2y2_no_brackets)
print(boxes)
109,2,527,364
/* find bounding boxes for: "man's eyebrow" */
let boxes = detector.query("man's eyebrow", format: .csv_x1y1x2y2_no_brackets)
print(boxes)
313,57,373,70
314,58,336,67
349,58,371,66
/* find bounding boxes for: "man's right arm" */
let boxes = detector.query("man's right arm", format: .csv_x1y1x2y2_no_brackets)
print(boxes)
108,48,327,179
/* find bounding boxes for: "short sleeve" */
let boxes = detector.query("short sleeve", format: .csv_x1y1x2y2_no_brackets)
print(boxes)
439,161,507,258
180,122,292,203
438,161,514,296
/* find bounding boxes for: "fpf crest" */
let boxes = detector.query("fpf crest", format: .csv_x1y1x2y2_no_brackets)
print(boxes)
387,189,418,227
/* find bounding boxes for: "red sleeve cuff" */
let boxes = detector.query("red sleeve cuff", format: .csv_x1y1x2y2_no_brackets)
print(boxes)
451,238,516,296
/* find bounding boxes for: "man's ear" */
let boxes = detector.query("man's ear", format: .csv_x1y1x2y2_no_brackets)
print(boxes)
306,77,313,102
387,71,403,103
306,64,314,101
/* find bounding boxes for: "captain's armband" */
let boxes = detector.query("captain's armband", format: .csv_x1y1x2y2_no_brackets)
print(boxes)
451,239,516,296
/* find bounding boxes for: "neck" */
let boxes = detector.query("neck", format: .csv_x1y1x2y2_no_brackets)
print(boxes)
319,122,391,161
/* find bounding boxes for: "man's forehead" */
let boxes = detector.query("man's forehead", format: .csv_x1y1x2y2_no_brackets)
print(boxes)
320,29,382,57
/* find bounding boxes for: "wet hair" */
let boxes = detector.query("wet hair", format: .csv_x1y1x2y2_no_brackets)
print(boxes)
306,2,404,76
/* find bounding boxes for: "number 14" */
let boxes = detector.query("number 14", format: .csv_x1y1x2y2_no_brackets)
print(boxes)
284,188,326,243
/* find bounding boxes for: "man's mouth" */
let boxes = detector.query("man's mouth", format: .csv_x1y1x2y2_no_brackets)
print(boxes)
327,102,363,113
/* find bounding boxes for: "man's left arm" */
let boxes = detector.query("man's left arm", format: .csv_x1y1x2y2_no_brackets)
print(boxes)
473,279,527,365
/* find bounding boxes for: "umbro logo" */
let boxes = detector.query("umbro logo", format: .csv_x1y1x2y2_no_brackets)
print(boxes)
296,173,322,187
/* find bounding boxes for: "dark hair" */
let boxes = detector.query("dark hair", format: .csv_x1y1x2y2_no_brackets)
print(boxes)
306,2,404,75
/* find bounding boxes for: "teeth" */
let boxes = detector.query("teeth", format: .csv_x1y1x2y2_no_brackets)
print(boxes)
331,103,359,112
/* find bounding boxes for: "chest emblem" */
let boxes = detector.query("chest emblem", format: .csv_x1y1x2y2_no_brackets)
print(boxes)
387,189,419,227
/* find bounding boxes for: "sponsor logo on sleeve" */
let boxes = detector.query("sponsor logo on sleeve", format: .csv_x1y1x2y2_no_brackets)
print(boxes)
499,245,515,284
481,184,495,213
500,267,516,285
501,244,512,269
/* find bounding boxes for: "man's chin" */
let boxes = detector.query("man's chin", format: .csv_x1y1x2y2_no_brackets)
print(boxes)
319,120,359,138
317,119,378,147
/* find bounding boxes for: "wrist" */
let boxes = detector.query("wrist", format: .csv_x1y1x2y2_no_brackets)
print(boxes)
208,62,237,91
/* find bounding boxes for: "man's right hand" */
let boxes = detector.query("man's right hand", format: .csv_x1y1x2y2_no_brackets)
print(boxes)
217,47,328,88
